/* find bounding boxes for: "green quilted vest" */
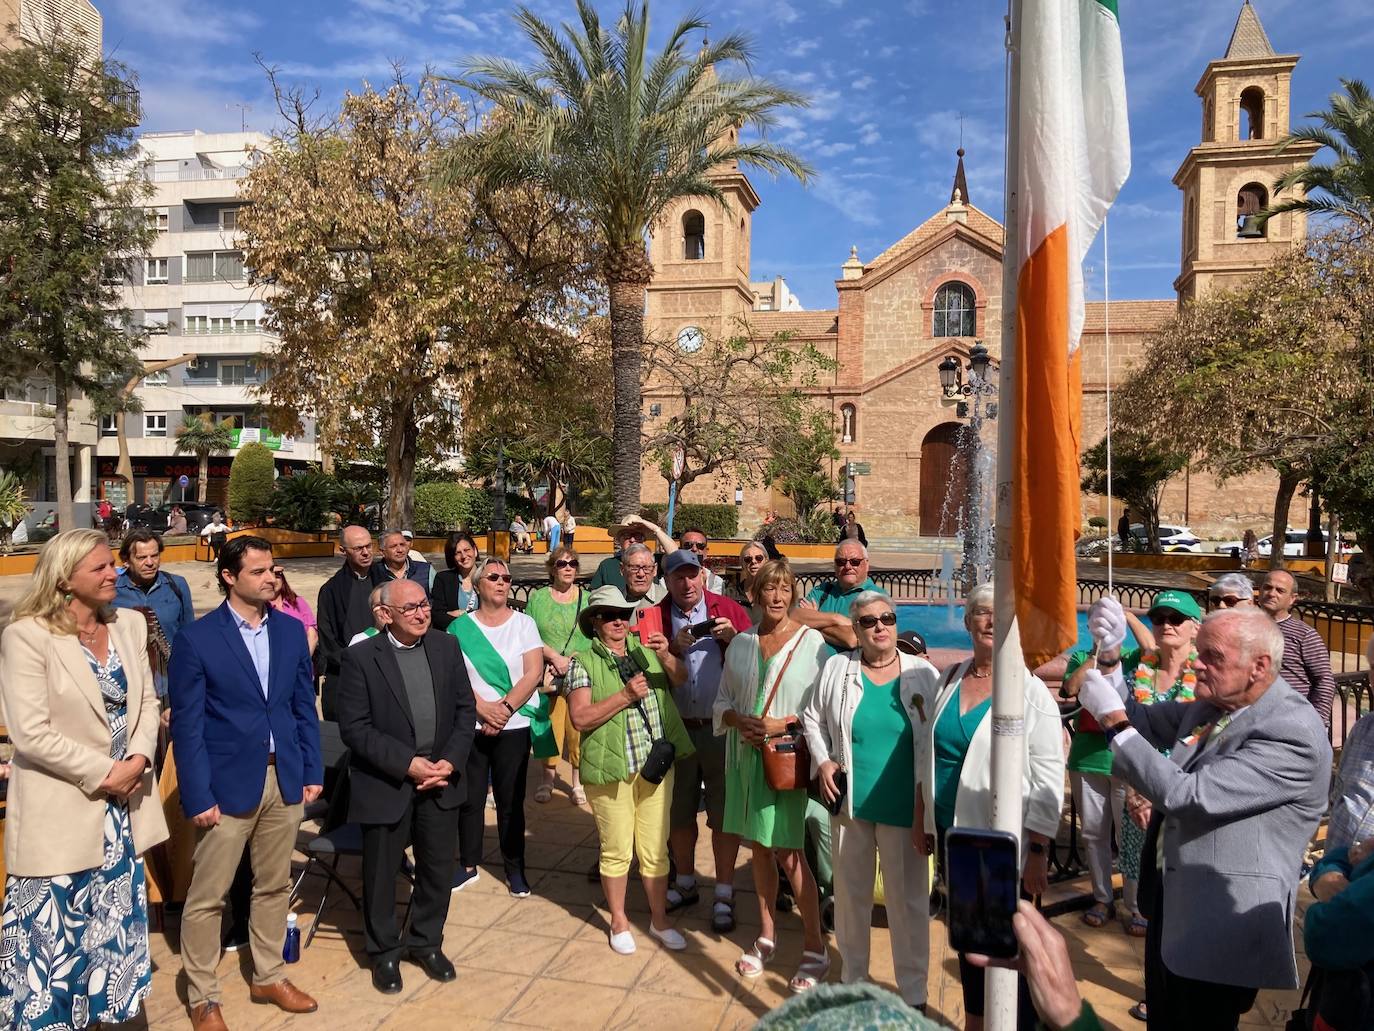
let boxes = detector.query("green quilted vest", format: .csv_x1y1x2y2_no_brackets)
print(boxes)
574,638,695,786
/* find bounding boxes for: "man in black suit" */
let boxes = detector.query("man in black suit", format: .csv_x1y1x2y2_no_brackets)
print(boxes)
336,578,477,995
318,525,378,719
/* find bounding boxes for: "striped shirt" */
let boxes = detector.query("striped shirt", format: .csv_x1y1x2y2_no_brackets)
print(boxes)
1276,615,1336,728
1330,712,1374,853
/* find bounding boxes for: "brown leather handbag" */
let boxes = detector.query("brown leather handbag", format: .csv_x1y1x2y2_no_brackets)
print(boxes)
759,643,809,792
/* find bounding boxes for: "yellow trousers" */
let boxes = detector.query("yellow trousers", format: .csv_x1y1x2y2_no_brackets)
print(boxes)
542,693,581,769
584,767,674,879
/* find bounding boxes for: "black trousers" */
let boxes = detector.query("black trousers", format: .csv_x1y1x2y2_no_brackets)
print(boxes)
459,727,531,878
361,792,460,961
1144,871,1258,1030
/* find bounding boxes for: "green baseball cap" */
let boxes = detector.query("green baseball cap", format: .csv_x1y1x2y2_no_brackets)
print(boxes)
1148,589,1202,623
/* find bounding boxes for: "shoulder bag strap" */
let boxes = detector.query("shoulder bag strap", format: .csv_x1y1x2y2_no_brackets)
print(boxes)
559,588,585,653
760,634,804,720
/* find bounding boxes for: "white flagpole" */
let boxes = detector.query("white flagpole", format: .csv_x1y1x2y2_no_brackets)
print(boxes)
989,0,1027,1027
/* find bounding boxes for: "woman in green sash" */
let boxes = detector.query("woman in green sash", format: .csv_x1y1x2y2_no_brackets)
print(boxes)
447,558,550,899
564,586,694,955
526,545,591,806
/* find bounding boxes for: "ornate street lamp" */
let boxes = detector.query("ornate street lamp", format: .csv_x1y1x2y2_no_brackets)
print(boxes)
938,355,962,399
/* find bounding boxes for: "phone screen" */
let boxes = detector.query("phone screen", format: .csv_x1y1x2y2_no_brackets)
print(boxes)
945,828,1020,959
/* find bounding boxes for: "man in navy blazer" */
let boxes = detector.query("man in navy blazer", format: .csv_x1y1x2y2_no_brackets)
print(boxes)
170,535,323,1031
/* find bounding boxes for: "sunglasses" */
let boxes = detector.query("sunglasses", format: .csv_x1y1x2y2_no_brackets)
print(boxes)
835,558,865,568
1150,610,1191,627
855,612,897,629
483,573,513,584
683,541,708,552
596,612,631,624
742,554,766,564
553,559,579,569
1210,595,1245,608
387,601,431,615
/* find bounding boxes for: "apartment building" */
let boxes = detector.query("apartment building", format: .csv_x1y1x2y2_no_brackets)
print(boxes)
0,0,103,531
98,129,320,511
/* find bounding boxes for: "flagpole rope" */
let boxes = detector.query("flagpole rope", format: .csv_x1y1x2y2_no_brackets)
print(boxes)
1104,214,1114,594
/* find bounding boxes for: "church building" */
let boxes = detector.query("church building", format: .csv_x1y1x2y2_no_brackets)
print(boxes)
644,1,1317,542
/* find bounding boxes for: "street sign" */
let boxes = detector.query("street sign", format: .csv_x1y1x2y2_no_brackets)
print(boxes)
178,475,189,487
850,462,872,476
671,446,685,481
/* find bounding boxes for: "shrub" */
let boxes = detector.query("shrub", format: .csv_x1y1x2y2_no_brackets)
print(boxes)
228,442,275,524
272,470,335,532
639,502,739,539
1087,515,1108,530
756,513,836,545
413,483,496,534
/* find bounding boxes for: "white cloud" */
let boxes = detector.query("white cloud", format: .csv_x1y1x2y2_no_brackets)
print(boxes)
352,0,431,21
852,75,874,90
436,12,479,33
106,0,260,44
846,15,875,33
800,87,842,122
859,123,881,145
878,45,899,58
813,174,881,226
786,39,820,58
812,141,856,157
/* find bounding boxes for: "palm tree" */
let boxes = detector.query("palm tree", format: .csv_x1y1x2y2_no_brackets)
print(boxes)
174,413,237,503
1263,79,1374,226
453,0,812,517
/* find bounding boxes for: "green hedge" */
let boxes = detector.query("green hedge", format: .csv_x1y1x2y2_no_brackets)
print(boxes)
639,503,738,540
413,483,495,534
228,442,275,524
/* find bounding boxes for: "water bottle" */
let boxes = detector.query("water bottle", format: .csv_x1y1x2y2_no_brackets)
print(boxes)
283,912,300,964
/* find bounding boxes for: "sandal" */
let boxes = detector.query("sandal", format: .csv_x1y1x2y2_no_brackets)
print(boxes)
1129,1000,1147,1022
666,883,700,912
1081,902,1115,928
789,949,831,993
735,937,776,978
1126,914,1148,938
534,782,554,804
712,896,736,934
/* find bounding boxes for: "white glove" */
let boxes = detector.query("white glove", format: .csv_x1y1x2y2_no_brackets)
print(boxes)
1087,597,1127,653
1079,668,1128,722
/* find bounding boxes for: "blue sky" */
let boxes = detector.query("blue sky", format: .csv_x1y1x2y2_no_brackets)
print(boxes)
100,0,1374,310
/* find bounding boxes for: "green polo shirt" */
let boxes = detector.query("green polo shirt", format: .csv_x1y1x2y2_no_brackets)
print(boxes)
806,577,888,659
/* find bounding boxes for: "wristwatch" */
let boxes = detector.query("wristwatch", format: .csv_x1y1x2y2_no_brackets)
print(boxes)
1101,717,1132,743
1028,841,1046,856
501,700,515,716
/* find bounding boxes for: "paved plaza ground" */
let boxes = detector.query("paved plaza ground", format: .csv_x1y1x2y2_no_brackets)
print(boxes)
0,553,1315,1030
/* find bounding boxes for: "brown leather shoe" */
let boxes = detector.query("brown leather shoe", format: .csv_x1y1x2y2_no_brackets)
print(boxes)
191,1001,229,1031
249,978,318,1013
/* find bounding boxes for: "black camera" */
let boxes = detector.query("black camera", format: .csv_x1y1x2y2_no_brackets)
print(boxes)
823,769,848,815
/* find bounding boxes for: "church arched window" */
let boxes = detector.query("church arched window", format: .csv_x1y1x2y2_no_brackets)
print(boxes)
1240,87,1265,140
1237,183,1268,238
933,282,976,337
840,404,857,443
683,210,705,260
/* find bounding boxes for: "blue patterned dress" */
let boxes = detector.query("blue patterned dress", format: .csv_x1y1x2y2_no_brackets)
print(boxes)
0,643,154,1030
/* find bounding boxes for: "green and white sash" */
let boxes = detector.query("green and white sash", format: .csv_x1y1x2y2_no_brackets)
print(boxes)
450,614,558,759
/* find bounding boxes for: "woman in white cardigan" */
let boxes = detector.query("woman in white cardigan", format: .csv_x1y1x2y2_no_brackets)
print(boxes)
800,590,941,1010
714,560,829,993
915,583,1066,1031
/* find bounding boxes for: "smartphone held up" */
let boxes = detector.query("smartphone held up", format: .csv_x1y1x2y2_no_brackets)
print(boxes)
945,827,1021,960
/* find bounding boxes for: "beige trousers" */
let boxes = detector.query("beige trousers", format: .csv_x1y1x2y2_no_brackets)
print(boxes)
180,770,304,1007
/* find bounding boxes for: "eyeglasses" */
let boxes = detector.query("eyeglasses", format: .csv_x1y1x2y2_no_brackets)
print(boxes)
553,559,579,570
386,601,432,615
855,612,897,629
272,568,285,579
1210,595,1245,608
1150,611,1191,627
835,557,865,568
624,564,655,574
682,541,707,552
742,554,766,565
483,573,513,584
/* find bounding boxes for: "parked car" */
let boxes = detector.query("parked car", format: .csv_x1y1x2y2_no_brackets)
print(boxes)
126,502,219,535
1129,523,1202,553
1213,529,1329,557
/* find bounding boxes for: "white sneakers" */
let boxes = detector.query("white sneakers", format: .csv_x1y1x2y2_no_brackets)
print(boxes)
608,924,688,954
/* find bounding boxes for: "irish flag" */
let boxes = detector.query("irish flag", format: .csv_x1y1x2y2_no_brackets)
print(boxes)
1012,0,1130,665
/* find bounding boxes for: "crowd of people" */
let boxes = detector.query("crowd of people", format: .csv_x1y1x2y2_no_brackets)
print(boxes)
0,519,1369,1031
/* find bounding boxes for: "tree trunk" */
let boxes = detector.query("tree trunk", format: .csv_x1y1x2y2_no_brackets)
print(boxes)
607,263,650,519
1269,469,1302,570
115,410,133,488
53,368,75,531
384,396,418,530
197,453,209,503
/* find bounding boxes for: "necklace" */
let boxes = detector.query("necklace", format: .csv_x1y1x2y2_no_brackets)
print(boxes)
965,666,992,678
1133,648,1197,704
863,652,898,670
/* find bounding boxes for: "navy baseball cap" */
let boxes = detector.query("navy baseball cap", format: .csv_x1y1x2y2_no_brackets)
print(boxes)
663,549,702,576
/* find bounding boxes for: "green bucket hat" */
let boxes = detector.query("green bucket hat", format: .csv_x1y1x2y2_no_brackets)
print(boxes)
577,584,640,639
1148,588,1203,623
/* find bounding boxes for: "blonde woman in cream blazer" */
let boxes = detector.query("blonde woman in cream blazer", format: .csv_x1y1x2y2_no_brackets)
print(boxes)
0,529,168,1030
800,590,940,1009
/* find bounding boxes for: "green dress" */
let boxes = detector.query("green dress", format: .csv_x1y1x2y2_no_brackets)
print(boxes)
850,672,916,827
932,684,992,832
722,649,810,850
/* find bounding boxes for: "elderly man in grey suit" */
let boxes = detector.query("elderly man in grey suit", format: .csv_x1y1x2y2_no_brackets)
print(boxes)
1078,603,1331,1031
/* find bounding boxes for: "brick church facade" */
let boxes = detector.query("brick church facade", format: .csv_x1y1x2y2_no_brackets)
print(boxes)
644,1,1317,541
